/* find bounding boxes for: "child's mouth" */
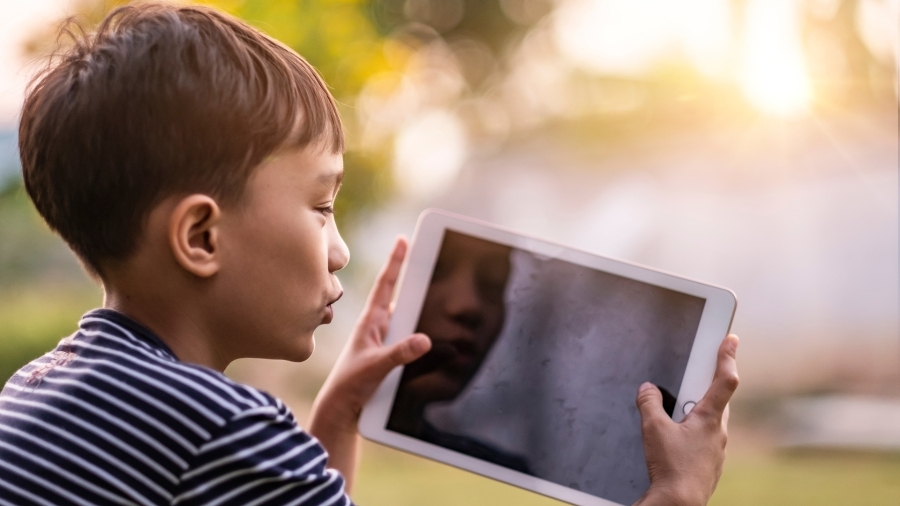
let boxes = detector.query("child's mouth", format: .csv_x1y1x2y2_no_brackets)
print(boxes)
322,291,342,324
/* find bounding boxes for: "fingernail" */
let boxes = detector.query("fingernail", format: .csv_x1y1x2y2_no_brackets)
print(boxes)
639,382,654,393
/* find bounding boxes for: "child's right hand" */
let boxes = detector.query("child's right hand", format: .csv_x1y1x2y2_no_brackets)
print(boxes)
308,236,431,491
633,334,740,506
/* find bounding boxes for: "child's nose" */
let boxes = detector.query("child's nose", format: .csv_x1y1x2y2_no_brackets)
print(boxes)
444,275,483,327
328,226,350,273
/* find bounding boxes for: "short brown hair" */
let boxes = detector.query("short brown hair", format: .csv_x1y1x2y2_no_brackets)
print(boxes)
19,2,343,278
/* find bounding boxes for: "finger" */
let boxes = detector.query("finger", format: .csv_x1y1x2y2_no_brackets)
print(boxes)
388,333,431,366
368,334,431,380
368,237,408,311
636,382,669,429
695,334,739,418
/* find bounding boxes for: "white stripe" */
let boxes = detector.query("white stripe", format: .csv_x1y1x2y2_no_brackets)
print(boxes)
176,439,321,503
317,486,349,506
2,383,187,468
0,495,19,506
243,481,303,506
232,405,280,420
76,332,242,415
284,470,340,506
0,477,57,506
0,408,176,492
63,353,225,427
80,315,160,355
182,425,303,480
80,318,258,409
0,440,131,505
200,411,291,453
0,424,160,506
7,353,54,379
246,387,269,405
43,359,213,437
204,454,327,506
0,396,180,480
20,372,200,451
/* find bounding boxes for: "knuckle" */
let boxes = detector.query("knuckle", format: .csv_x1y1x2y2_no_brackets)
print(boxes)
707,413,725,431
693,405,719,426
636,391,655,409
722,372,740,391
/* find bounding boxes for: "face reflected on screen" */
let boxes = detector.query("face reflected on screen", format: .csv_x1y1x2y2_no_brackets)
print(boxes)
391,231,511,429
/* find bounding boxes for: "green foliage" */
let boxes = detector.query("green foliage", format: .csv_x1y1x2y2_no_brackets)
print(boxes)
206,0,391,103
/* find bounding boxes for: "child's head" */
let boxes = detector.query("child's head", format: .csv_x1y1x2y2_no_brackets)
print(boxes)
20,2,343,277
19,2,350,365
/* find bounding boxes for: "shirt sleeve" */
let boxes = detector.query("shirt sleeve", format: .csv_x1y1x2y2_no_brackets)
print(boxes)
174,399,353,506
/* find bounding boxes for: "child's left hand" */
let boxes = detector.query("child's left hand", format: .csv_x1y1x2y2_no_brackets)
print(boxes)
308,236,431,491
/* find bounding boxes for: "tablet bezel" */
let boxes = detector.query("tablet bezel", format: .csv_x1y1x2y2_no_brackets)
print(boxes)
359,209,737,506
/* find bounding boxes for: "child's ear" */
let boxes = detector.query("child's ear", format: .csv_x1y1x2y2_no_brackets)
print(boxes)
168,194,221,278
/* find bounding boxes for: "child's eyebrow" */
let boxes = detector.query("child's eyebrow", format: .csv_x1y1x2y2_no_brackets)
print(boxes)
317,169,344,190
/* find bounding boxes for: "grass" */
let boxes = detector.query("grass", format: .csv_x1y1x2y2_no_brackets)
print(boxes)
710,451,900,506
355,441,565,505
355,442,900,506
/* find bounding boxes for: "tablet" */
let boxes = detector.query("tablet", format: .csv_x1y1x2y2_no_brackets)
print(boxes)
359,209,737,506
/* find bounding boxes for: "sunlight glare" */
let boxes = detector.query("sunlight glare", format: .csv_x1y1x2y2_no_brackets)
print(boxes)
552,0,732,77
739,0,812,116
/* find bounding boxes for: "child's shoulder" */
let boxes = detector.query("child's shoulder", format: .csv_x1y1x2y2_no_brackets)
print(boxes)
0,311,341,505
81,308,286,418
3,308,288,429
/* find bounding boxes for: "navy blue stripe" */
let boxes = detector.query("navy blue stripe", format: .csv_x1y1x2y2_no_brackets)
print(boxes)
0,309,351,505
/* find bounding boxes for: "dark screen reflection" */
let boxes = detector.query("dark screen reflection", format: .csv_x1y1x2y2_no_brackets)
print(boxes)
386,231,528,470
387,230,706,503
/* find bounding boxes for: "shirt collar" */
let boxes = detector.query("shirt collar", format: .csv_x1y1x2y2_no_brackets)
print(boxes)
79,308,178,360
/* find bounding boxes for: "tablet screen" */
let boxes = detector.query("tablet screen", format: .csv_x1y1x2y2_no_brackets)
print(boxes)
386,230,706,505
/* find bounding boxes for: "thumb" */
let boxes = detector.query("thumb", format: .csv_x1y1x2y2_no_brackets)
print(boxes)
636,382,667,426
384,333,431,369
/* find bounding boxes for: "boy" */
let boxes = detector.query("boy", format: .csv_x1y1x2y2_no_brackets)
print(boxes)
0,3,739,505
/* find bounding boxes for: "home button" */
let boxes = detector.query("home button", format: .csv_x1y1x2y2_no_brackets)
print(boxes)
683,401,697,415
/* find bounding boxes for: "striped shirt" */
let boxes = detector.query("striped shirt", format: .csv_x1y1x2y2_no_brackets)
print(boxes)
0,309,352,506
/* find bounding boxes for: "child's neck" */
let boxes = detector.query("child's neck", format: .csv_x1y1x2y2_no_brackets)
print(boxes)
103,264,233,372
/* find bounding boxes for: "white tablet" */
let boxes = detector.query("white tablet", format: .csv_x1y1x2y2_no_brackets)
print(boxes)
359,209,737,506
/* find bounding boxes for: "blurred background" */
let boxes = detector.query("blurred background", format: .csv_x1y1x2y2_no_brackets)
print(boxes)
0,0,897,504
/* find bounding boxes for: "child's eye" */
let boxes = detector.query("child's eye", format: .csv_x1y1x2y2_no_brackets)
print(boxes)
317,205,335,215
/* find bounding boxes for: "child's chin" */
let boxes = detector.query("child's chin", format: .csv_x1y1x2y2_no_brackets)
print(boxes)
288,337,315,362
252,331,315,362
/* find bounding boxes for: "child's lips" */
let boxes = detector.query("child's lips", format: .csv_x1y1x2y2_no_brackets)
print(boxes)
322,291,342,324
